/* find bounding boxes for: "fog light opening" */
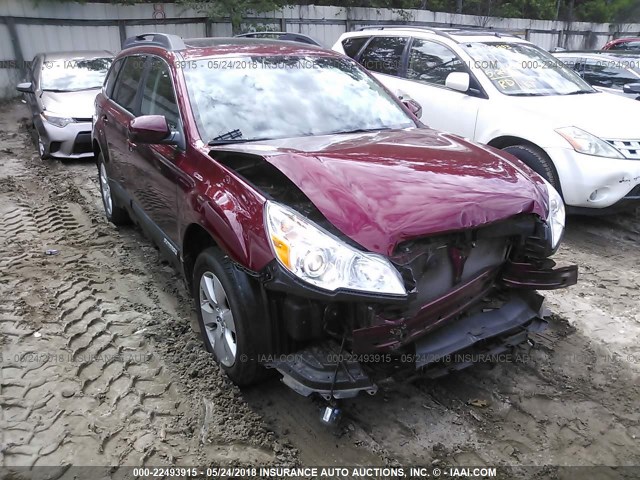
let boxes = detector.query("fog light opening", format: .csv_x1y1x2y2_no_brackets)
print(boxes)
588,188,610,203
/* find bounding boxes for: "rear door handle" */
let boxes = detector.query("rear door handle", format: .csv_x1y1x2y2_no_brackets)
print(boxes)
101,114,108,124
127,140,137,151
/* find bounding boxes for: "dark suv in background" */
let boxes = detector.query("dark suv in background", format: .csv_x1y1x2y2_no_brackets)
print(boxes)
92,33,577,401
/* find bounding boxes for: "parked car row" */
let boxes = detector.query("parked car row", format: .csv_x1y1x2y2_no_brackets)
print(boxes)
332,27,640,214
16,28,637,405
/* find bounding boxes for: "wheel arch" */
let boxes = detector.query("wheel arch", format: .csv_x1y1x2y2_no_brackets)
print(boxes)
487,135,542,151
182,223,219,295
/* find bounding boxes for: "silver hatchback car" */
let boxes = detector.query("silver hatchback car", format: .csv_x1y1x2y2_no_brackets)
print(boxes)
17,51,113,160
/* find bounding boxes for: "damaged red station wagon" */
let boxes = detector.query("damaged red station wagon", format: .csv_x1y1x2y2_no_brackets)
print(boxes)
92,33,577,401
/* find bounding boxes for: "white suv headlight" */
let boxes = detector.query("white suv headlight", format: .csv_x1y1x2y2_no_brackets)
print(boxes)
542,178,565,250
265,201,406,296
556,126,623,159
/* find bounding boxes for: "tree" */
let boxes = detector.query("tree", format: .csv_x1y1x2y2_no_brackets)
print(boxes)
179,0,292,34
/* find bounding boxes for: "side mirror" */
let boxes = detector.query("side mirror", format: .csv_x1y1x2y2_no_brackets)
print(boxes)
402,98,422,119
623,82,640,94
128,115,176,144
445,72,470,93
16,82,34,94
396,91,422,119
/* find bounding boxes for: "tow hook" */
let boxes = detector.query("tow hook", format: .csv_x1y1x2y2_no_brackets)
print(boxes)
320,399,342,427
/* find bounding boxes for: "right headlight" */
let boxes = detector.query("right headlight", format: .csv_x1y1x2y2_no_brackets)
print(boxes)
264,201,406,296
42,112,75,128
542,178,565,250
555,126,623,159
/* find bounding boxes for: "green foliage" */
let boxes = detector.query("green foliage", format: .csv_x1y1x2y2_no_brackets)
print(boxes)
179,0,290,33
28,0,640,26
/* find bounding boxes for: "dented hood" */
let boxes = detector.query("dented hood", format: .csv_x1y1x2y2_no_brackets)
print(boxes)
213,128,549,255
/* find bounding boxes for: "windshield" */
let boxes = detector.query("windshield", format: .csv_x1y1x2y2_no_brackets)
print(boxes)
41,57,112,91
183,55,415,144
461,42,595,96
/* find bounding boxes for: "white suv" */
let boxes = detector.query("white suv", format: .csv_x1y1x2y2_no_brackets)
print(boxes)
333,27,640,213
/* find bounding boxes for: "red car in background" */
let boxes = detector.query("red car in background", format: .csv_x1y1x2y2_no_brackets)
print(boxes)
92,33,577,403
602,37,640,51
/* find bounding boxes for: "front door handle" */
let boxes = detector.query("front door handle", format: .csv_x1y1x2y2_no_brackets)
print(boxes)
127,140,137,152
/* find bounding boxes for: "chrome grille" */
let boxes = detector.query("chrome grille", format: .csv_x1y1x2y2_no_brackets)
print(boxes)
606,139,640,160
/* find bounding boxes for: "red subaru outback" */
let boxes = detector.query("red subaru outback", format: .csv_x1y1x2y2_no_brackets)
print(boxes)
92,33,577,400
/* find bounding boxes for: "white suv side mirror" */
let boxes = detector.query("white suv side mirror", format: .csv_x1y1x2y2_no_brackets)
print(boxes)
445,72,470,93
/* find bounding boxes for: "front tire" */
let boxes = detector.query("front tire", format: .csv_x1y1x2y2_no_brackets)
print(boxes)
36,130,50,160
193,247,268,386
502,144,562,194
97,152,130,226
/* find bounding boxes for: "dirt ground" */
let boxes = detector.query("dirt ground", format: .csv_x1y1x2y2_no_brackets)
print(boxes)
1,101,638,474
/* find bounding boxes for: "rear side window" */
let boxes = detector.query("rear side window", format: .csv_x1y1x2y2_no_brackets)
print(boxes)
407,39,467,86
112,56,146,114
140,57,180,130
358,36,408,76
342,37,369,59
104,58,124,98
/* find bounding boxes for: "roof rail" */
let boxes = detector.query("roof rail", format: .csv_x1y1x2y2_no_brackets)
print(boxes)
122,33,186,51
358,24,519,40
358,25,456,40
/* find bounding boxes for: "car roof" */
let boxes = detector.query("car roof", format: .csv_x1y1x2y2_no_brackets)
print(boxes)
343,26,527,44
120,34,335,59
554,52,622,60
42,50,113,61
234,32,321,46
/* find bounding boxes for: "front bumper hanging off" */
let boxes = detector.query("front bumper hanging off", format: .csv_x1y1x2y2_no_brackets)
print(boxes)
266,262,577,400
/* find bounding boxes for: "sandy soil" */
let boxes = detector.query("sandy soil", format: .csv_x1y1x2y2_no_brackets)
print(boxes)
0,102,638,474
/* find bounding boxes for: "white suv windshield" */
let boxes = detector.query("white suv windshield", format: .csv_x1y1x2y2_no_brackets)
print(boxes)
462,42,595,96
183,55,415,144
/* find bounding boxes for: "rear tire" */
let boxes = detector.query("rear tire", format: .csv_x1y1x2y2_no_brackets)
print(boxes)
97,152,130,226
193,247,268,386
502,144,562,194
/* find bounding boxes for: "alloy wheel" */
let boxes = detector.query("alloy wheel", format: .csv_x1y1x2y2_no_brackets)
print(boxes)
199,271,237,367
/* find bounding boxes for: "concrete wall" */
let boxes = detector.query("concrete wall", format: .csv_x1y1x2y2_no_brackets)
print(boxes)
1,1,639,98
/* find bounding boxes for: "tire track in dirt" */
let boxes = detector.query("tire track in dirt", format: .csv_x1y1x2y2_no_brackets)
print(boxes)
0,105,295,468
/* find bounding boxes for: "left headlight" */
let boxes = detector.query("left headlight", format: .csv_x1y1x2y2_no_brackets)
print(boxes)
556,126,623,159
542,178,565,250
265,201,407,296
42,112,75,128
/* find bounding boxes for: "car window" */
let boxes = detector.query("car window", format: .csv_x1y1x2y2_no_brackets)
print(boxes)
40,57,112,92
140,57,180,130
358,36,408,76
104,58,124,99
407,39,467,85
583,61,640,88
556,56,580,71
183,55,415,144
112,56,146,114
30,55,42,87
342,37,369,59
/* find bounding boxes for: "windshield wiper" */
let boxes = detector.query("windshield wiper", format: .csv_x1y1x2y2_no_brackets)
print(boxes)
335,127,393,135
208,138,265,146
68,86,102,92
42,88,70,93
563,90,594,95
